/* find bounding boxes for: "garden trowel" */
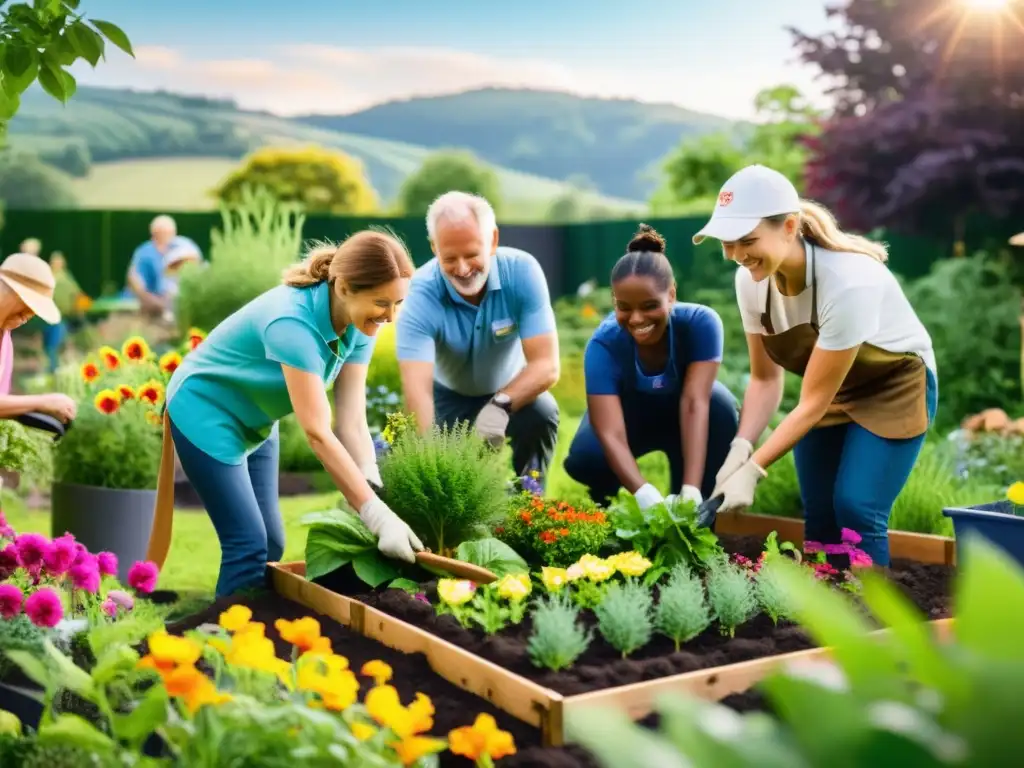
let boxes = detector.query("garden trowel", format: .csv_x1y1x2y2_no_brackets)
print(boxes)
695,495,724,528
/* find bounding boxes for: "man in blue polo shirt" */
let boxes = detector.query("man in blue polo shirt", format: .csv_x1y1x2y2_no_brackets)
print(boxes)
124,214,202,316
396,191,561,480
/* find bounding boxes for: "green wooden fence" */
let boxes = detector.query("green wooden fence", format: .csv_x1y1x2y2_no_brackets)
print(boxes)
0,209,963,300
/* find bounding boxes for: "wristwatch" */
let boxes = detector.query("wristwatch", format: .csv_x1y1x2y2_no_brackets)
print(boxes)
491,392,512,413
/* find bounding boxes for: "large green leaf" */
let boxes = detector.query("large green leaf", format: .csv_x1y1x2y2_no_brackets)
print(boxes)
1,45,39,94
39,714,117,753
954,533,1024,662
565,704,690,768
111,684,169,747
90,20,134,56
455,538,528,576
4,649,50,689
65,21,104,66
351,552,402,588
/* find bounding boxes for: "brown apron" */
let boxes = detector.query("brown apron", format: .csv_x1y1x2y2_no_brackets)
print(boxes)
146,409,176,568
759,244,929,440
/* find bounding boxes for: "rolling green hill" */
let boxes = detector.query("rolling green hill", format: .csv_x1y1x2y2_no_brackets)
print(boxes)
299,87,742,201
7,87,644,217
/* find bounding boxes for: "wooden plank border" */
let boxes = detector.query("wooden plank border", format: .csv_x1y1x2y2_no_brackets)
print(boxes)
716,511,956,566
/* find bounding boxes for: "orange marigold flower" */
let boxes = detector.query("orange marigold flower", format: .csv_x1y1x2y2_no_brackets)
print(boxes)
98,346,121,370
159,350,182,375
539,531,557,544
518,511,532,525
121,336,151,361
559,528,570,536
117,384,135,401
94,389,120,415
275,616,324,653
80,360,100,383
449,713,517,762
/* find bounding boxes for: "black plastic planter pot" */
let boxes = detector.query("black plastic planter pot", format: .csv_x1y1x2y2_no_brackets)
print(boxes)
943,500,1024,568
51,482,157,584
0,682,43,727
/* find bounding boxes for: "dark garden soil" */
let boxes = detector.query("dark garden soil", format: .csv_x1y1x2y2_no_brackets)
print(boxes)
333,534,954,697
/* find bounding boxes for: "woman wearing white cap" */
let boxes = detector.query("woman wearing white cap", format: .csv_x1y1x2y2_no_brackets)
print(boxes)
0,252,76,423
694,164,937,567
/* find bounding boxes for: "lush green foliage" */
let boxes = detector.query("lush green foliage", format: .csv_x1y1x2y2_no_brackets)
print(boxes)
396,149,502,216
497,491,610,567
705,557,759,637
302,508,408,587
594,580,654,658
0,417,52,489
0,149,77,208
653,563,711,650
527,591,592,671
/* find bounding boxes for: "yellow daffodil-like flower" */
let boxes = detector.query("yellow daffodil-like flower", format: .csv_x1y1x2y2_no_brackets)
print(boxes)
365,685,435,739
1009,481,1024,506
361,659,393,686
351,721,376,741
275,616,327,654
218,605,253,633
576,554,615,583
159,350,182,375
607,551,653,578
121,335,151,361
297,654,360,712
540,567,569,592
139,631,203,676
224,631,291,684
437,579,476,606
449,713,517,762
496,573,531,602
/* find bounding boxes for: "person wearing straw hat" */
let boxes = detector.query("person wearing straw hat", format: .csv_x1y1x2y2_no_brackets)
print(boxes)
0,252,76,422
694,164,937,567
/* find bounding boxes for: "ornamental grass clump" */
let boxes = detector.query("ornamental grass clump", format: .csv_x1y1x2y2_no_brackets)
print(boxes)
379,419,510,553
654,563,711,650
706,557,758,637
594,580,653,658
527,591,592,671
754,563,793,625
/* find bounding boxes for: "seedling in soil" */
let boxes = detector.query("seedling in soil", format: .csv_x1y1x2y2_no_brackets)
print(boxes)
754,563,793,625
595,580,654,658
706,558,758,637
527,592,592,671
654,563,711,651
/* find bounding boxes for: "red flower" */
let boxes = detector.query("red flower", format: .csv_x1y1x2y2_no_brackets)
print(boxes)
539,531,557,544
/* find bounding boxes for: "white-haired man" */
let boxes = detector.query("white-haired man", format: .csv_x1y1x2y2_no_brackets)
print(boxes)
124,214,203,315
396,191,561,482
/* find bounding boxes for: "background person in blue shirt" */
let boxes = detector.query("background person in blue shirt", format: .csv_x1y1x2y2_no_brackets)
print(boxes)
564,225,739,510
160,231,424,597
124,215,202,316
396,191,560,479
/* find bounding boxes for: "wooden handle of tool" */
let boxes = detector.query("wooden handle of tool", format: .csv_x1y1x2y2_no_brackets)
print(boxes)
415,551,498,584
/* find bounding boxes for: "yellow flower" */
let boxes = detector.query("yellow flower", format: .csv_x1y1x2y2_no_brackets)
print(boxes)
449,713,517,762
224,631,291,683
1009,481,1024,506
565,563,585,581
98,345,121,370
496,573,531,602
351,721,376,741
365,685,434,739
540,566,569,592
94,389,120,415
159,350,182,375
137,379,165,406
607,551,653,578
80,360,100,383
163,664,231,713
577,554,615,583
140,631,203,673
392,735,448,765
275,616,326,653
117,384,135,401
437,579,476,606
121,335,151,361
298,656,360,712
218,605,253,633
145,409,162,426
361,660,393,686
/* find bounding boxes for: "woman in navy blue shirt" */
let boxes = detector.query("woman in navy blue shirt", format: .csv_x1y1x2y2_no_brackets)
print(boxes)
564,225,740,510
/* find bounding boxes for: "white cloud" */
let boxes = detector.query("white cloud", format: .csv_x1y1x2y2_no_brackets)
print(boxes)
71,44,829,119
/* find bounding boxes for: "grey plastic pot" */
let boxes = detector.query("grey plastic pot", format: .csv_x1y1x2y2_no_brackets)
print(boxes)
51,482,156,584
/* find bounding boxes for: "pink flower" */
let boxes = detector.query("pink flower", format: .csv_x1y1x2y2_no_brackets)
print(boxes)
840,528,862,546
803,540,823,554
101,599,118,618
15,533,51,570
106,589,134,611
0,584,23,618
849,549,873,568
97,552,118,577
128,561,159,594
0,511,14,539
413,592,428,604
0,544,20,579
44,534,77,577
24,587,63,628
823,543,850,556
69,561,101,593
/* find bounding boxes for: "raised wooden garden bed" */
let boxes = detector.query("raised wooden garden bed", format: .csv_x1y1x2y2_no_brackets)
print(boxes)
271,531,955,748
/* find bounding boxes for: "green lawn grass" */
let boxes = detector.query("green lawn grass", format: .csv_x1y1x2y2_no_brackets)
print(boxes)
69,158,238,211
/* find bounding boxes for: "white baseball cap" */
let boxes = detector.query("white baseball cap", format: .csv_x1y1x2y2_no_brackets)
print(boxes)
692,164,802,244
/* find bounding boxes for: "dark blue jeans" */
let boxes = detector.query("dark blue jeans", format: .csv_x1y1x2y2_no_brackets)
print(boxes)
794,369,938,566
41,321,66,373
168,418,284,597
563,380,739,504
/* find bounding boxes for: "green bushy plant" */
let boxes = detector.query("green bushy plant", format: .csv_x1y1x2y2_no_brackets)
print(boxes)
653,563,711,650
175,186,305,335
498,490,609,567
378,420,510,553
527,592,592,671
594,580,654,658
0,418,52,490
753,563,792,625
706,557,758,637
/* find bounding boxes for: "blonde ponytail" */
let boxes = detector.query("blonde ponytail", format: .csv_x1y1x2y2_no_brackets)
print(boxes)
798,200,889,263
282,241,338,287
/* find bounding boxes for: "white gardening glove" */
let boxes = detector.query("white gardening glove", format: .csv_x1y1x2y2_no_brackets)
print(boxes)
714,437,754,493
717,459,767,513
361,462,383,491
474,402,510,448
665,484,703,509
634,483,665,511
359,496,423,563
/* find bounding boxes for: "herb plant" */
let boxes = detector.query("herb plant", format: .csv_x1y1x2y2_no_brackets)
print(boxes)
594,580,654,657
379,419,510,553
654,563,711,650
754,563,792,625
527,592,592,671
706,558,758,637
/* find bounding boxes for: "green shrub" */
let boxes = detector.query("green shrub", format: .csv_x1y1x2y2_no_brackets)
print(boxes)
527,592,592,671
594,580,654,657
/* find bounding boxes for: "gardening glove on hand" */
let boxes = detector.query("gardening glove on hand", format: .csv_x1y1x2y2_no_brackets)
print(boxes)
634,483,665,511
714,437,754,493
359,497,424,564
361,462,384,494
665,484,703,508
716,459,766,513
474,401,510,448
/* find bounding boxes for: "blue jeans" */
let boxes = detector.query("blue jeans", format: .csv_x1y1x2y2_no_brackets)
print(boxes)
169,418,284,597
794,369,938,566
41,321,66,373
564,380,739,503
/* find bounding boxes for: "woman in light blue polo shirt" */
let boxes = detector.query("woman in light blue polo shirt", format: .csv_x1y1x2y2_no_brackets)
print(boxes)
564,225,740,510
157,231,424,597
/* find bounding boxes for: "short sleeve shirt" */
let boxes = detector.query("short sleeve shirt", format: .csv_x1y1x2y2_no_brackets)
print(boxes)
166,280,374,464
126,236,203,297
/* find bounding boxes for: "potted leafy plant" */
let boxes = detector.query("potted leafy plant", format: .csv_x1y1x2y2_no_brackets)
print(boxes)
50,334,197,582
943,481,1024,568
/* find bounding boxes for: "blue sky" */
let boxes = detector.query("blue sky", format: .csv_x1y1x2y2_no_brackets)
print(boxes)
71,0,836,118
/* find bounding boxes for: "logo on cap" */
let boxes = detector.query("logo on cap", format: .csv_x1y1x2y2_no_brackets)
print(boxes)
718,191,734,207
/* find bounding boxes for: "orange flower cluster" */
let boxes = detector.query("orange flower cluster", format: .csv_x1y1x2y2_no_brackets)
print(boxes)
539,528,571,544
524,497,606,526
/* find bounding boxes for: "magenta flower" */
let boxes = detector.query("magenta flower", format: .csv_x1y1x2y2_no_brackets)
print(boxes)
97,552,118,577
0,510,14,539
840,528,862,546
413,592,429,604
15,533,51,570
24,587,63,628
101,598,118,618
44,534,77,577
849,549,873,568
823,543,850,556
0,584,23,618
0,544,20,579
106,589,134,611
69,561,101,593
803,540,823,554
128,561,159,594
